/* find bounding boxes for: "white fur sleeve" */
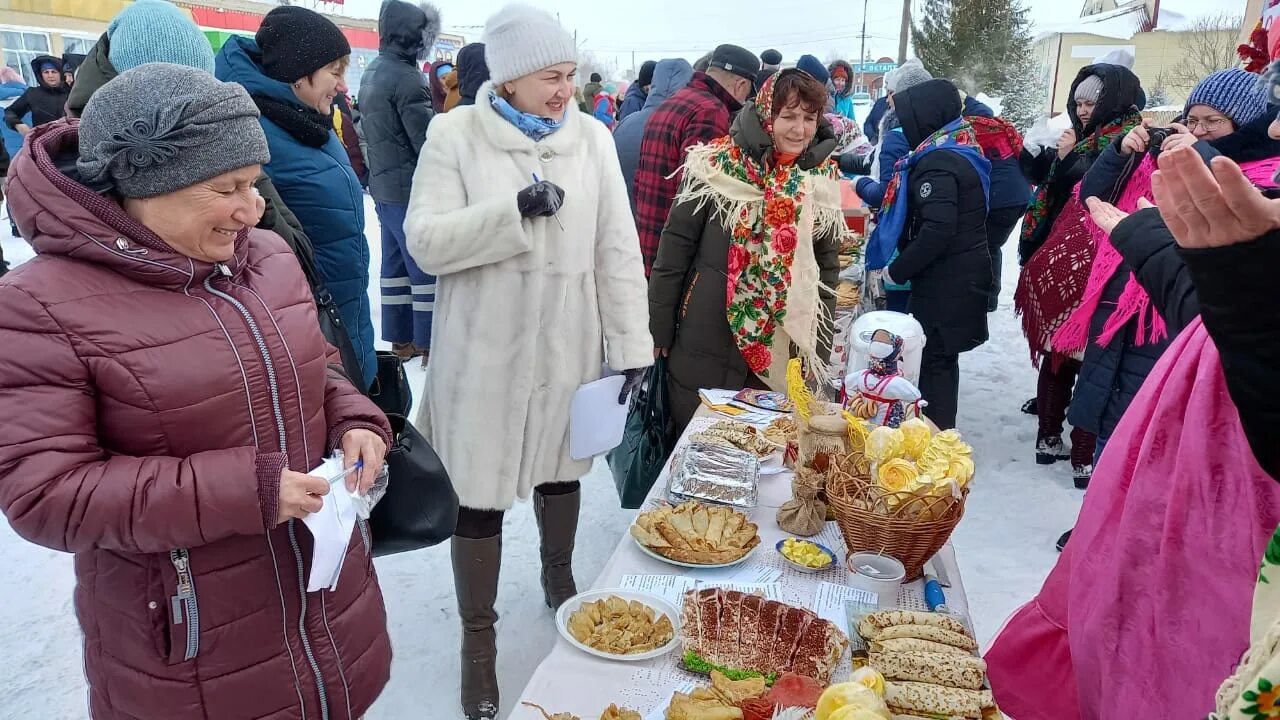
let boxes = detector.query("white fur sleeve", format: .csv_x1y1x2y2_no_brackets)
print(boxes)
404,114,531,276
590,126,654,372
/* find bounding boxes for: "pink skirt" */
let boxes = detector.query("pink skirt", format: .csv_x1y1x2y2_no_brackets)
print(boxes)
985,320,1280,719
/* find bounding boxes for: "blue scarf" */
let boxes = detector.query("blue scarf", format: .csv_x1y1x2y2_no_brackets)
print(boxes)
488,90,563,141
866,118,991,271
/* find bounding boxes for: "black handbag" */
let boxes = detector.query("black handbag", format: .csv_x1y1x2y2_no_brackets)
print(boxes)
314,287,367,389
606,357,673,509
368,351,413,417
369,413,459,556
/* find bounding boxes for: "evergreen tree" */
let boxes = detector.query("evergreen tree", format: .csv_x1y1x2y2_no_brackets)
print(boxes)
912,0,1031,95
999,48,1046,131
1146,83,1171,108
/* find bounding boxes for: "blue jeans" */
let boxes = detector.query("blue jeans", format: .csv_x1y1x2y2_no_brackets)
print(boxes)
376,201,435,347
1094,436,1109,467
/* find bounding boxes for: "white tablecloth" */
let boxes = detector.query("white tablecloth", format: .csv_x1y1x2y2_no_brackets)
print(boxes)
510,408,970,720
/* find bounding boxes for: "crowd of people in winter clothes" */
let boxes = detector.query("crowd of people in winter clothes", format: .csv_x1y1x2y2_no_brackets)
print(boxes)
984,33,1280,720
0,0,1279,719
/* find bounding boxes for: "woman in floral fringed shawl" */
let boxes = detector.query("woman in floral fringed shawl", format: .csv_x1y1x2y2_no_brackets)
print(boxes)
1014,62,1144,490
649,68,854,433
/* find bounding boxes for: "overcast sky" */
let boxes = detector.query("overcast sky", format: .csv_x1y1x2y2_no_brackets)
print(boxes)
332,0,1241,76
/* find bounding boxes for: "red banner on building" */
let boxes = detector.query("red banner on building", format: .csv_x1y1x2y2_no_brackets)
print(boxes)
189,5,377,50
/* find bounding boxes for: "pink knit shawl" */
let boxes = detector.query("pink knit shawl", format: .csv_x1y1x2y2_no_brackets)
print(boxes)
1054,153,1280,354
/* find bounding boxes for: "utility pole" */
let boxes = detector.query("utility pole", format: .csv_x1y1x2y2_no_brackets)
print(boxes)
858,0,870,88
898,0,911,64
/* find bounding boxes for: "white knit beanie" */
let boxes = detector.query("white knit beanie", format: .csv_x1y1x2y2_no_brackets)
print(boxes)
481,4,577,87
886,58,932,95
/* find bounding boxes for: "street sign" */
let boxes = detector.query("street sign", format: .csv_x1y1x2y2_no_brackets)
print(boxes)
853,62,898,74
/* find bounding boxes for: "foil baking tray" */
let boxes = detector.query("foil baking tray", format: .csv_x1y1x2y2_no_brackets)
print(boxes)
668,441,760,508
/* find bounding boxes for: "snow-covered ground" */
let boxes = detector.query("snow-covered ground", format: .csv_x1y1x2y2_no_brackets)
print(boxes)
0,197,1084,719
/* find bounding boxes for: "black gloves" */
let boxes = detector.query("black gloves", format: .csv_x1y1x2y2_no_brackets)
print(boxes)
517,180,565,218
618,368,646,405
838,151,871,176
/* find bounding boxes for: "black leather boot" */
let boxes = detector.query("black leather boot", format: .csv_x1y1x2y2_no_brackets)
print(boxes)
452,535,501,720
534,487,580,609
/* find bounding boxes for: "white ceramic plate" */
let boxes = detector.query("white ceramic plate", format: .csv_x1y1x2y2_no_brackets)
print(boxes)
632,534,759,569
555,589,681,662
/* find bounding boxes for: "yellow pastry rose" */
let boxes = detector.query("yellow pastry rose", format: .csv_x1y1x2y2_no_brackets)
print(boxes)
865,426,905,463
877,458,920,493
816,679,891,720
931,429,972,455
898,418,932,460
849,667,886,696
946,454,976,487
916,452,950,479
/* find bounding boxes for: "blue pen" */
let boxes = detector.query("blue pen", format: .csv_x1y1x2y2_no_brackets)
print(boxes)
531,172,564,230
328,460,364,486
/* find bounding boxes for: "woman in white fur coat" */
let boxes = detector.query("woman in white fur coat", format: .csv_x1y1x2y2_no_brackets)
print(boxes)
403,5,652,719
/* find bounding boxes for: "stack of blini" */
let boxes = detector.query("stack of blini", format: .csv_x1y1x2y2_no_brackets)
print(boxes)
857,611,997,719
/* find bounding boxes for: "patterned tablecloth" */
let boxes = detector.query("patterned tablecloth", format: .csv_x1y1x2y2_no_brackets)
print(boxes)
510,406,970,720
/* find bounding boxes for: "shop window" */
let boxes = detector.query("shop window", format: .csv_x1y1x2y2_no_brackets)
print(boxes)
63,36,96,57
1,30,52,86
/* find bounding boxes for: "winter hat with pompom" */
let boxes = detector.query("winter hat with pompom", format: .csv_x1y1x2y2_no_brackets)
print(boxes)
1184,68,1269,128
106,0,215,74
482,4,577,87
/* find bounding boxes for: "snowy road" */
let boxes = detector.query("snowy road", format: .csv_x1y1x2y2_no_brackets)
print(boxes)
0,197,1083,719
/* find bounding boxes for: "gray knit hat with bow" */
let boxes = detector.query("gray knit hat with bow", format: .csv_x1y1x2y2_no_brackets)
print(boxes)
78,63,270,199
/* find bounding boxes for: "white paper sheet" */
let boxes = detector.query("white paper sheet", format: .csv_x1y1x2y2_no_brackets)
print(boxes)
694,581,784,600
618,575,696,609
570,375,629,460
689,562,785,585
813,581,877,627
301,456,359,592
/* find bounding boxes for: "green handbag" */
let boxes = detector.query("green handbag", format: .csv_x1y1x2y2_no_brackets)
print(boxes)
606,357,673,509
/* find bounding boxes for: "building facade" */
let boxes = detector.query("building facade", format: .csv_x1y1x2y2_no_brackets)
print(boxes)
0,0,465,97
1032,0,1245,113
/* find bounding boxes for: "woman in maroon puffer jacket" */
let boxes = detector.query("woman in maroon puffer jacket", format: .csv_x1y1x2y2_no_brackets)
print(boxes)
0,64,393,719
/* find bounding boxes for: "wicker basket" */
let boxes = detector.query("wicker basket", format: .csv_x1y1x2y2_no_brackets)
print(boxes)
826,454,969,581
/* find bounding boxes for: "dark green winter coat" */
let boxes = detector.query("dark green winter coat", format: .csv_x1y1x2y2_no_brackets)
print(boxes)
649,105,842,431
65,33,112,119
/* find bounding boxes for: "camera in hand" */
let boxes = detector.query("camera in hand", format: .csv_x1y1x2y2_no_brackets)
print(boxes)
1147,126,1176,157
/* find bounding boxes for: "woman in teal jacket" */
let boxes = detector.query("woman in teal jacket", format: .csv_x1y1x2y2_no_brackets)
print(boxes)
216,7,377,388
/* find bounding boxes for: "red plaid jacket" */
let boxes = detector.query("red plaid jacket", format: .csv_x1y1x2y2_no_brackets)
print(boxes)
633,72,743,275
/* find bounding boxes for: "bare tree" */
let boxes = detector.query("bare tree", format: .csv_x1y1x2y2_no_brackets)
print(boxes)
577,50,619,84
1163,13,1245,92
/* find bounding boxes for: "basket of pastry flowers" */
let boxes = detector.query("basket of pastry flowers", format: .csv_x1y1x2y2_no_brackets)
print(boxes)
826,418,975,581
853,610,1005,720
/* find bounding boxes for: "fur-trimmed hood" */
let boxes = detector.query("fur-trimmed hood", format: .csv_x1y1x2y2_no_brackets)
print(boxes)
378,0,441,63
828,59,855,98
